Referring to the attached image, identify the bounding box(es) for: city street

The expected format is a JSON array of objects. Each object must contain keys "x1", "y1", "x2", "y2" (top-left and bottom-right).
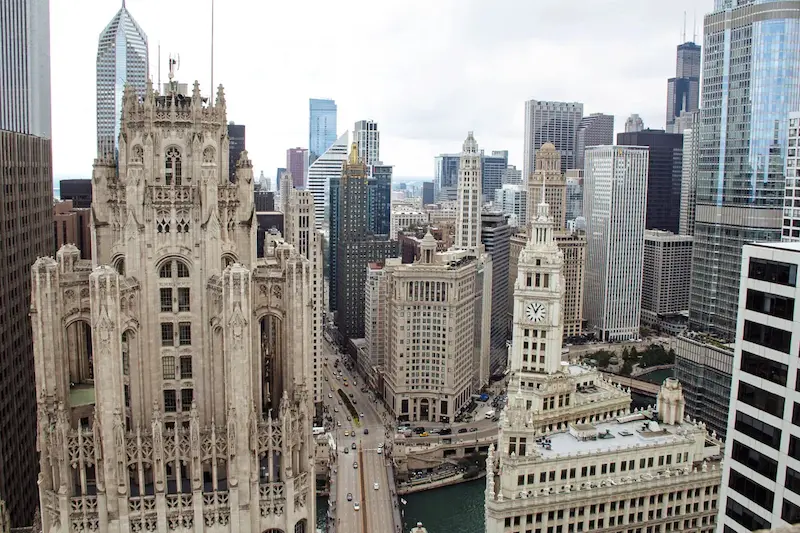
[{"x1": 322, "y1": 339, "x2": 399, "y2": 533}]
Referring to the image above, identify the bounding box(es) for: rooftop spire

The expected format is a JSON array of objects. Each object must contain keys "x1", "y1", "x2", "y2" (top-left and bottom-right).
[{"x1": 537, "y1": 178, "x2": 550, "y2": 219}]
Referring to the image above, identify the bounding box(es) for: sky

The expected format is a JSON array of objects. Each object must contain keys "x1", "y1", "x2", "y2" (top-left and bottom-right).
[{"x1": 50, "y1": 0, "x2": 712, "y2": 181}]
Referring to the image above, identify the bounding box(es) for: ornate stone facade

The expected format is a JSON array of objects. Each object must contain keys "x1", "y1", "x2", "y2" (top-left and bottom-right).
[{"x1": 31, "y1": 81, "x2": 314, "y2": 533}]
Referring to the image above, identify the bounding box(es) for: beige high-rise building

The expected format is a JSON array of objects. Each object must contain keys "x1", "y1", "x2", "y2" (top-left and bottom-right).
[
  {"x1": 381, "y1": 232, "x2": 491, "y2": 422},
  {"x1": 31, "y1": 82, "x2": 315, "y2": 533},
  {"x1": 486, "y1": 191, "x2": 722, "y2": 533},
  {"x1": 509, "y1": 230, "x2": 585, "y2": 339},
  {"x1": 455, "y1": 132, "x2": 482, "y2": 252},
  {"x1": 527, "y1": 143, "x2": 567, "y2": 230}
]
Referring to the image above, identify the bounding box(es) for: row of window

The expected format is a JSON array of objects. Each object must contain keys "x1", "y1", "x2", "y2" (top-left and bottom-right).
[
  {"x1": 160, "y1": 287, "x2": 191, "y2": 313},
  {"x1": 164, "y1": 388, "x2": 193, "y2": 413},
  {"x1": 161, "y1": 322, "x2": 192, "y2": 346}
]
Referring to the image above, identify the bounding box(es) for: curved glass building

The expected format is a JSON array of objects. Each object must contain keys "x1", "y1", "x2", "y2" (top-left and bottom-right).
[
  {"x1": 689, "y1": 0, "x2": 800, "y2": 339},
  {"x1": 96, "y1": 1, "x2": 148, "y2": 159}
]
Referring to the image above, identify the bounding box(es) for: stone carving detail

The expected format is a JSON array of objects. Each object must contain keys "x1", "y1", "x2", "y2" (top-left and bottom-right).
[
  {"x1": 113, "y1": 409, "x2": 126, "y2": 492},
  {"x1": 271, "y1": 285, "x2": 282, "y2": 300}
]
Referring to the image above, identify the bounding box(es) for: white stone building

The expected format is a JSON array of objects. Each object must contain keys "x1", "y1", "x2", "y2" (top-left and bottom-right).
[
  {"x1": 495, "y1": 184, "x2": 527, "y2": 228},
  {"x1": 30, "y1": 82, "x2": 315, "y2": 533},
  {"x1": 364, "y1": 263, "x2": 389, "y2": 389},
  {"x1": 584, "y1": 146, "x2": 649, "y2": 342},
  {"x1": 485, "y1": 191, "x2": 722, "y2": 533},
  {"x1": 390, "y1": 206, "x2": 428, "y2": 239},
  {"x1": 527, "y1": 143, "x2": 567, "y2": 231},
  {"x1": 381, "y1": 234, "x2": 490, "y2": 422},
  {"x1": 719, "y1": 241, "x2": 800, "y2": 532},
  {"x1": 455, "y1": 132, "x2": 482, "y2": 252}
]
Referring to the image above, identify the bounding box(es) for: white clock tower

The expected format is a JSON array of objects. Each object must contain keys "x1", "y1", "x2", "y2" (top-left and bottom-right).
[{"x1": 509, "y1": 182, "x2": 564, "y2": 374}]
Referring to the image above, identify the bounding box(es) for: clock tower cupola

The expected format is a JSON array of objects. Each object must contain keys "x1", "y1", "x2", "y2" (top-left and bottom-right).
[{"x1": 510, "y1": 181, "x2": 564, "y2": 374}]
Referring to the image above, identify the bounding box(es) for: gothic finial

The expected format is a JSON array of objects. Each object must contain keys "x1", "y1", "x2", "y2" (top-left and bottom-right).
[{"x1": 349, "y1": 143, "x2": 360, "y2": 165}]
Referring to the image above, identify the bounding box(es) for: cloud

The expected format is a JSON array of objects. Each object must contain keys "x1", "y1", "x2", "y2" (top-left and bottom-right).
[{"x1": 50, "y1": 0, "x2": 712, "y2": 180}]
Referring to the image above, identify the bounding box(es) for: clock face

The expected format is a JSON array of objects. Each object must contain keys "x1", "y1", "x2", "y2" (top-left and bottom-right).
[{"x1": 526, "y1": 302, "x2": 546, "y2": 323}]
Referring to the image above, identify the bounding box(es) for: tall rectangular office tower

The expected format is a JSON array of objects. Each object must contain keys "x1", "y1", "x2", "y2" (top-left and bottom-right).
[
  {"x1": 96, "y1": 2, "x2": 148, "y2": 159},
  {"x1": 583, "y1": 146, "x2": 649, "y2": 342},
  {"x1": 354, "y1": 119, "x2": 380, "y2": 168},
  {"x1": 719, "y1": 241, "x2": 800, "y2": 532},
  {"x1": 666, "y1": 41, "x2": 701, "y2": 133},
  {"x1": 308, "y1": 98, "x2": 337, "y2": 163},
  {"x1": 689, "y1": 0, "x2": 800, "y2": 340},
  {"x1": 523, "y1": 100, "x2": 583, "y2": 177},
  {"x1": 0, "y1": 0, "x2": 53, "y2": 527}
]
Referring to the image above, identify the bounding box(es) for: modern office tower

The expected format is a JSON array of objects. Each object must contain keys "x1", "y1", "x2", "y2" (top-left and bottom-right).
[
  {"x1": 527, "y1": 143, "x2": 567, "y2": 230},
  {"x1": 679, "y1": 110, "x2": 700, "y2": 235},
  {"x1": 503, "y1": 164, "x2": 523, "y2": 185},
  {"x1": 481, "y1": 212, "x2": 512, "y2": 374},
  {"x1": 673, "y1": 333, "x2": 734, "y2": 439},
  {"x1": 329, "y1": 146, "x2": 397, "y2": 339},
  {"x1": 363, "y1": 263, "x2": 389, "y2": 389},
  {"x1": 666, "y1": 41, "x2": 701, "y2": 133},
  {"x1": 286, "y1": 147, "x2": 308, "y2": 189},
  {"x1": 617, "y1": 129, "x2": 683, "y2": 234},
  {"x1": 307, "y1": 130, "x2": 348, "y2": 228},
  {"x1": 381, "y1": 235, "x2": 488, "y2": 421},
  {"x1": 482, "y1": 150, "x2": 509, "y2": 202},
  {"x1": 227, "y1": 122, "x2": 246, "y2": 182},
  {"x1": 523, "y1": 100, "x2": 583, "y2": 177},
  {"x1": 690, "y1": 0, "x2": 800, "y2": 341},
  {"x1": 486, "y1": 188, "x2": 721, "y2": 533},
  {"x1": 309, "y1": 98, "x2": 337, "y2": 162},
  {"x1": 53, "y1": 201, "x2": 92, "y2": 259},
  {"x1": 719, "y1": 241, "x2": 800, "y2": 532},
  {"x1": 624, "y1": 114, "x2": 644, "y2": 133},
  {"x1": 434, "y1": 153, "x2": 460, "y2": 202},
  {"x1": 565, "y1": 169, "x2": 583, "y2": 222},
  {"x1": 59, "y1": 178, "x2": 93, "y2": 208},
  {"x1": 368, "y1": 163, "x2": 392, "y2": 235},
  {"x1": 96, "y1": 1, "x2": 147, "y2": 159},
  {"x1": 0, "y1": 0, "x2": 53, "y2": 526},
  {"x1": 0, "y1": 0, "x2": 50, "y2": 137},
  {"x1": 30, "y1": 82, "x2": 315, "y2": 533},
  {"x1": 584, "y1": 146, "x2": 649, "y2": 341},
  {"x1": 282, "y1": 183, "x2": 324, "y2": 416},
  {"x1": 508, "y1": 228, "x2": 586, "y2": 340},
  {"x1": 421, "y1": 181, "x2": 434, "y2": 205},
  {"x1": 354, "y1": 119, "x2": 380, "y2": 168},
  {"x1": 641, "y1": 230, "x2": 693, "y2": 333},
  {"x1": 253, "y1": 183, "x2": 275, "y2": 212},
  {"x1": 783, "y1": 113, "x2": 800, "y2": 241},
  {"x1": 390, "y1": 206, "x2": 428, "y2": 239},
  {"x1": 495, "y1": 184, "x2": 527, "y2": 228},
  {"x1": 575, "y1": 113, "x2": 614, "y2": 171},
  {"x1": 455, "y1": 132, "x2": 483, "y2": 251}
]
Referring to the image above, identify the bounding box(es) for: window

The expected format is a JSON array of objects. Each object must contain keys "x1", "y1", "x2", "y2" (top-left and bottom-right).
[
  {"x1": 180, "y1": 355, "x2": 192, "y2": 379},
  {"x1": 179, "y1": 322, "x2": 191, "y2": 345},
  {"x1": 728, "y1": 468, "x2": 774, "y2": 510},
  {"x1": 746, "y1": 289, "x2": 795, "y2": 320},
  {"x1": 731, "y1": 440, "x2": 778, "y2": 481},
  {"x1": 735, "y1": 411, "x2": 781, "y2": 449},
  {"x1": 737, "y1": 381, "x2": 784, "y2": 417},
  {"x1": 164, "y1": 389, "x2": 177, "y2": 412},
  {"x1": 181, "y1": 388, "x2": 194, "y2": 411},
  {"x1": 178, "y1": 288, "x2": 190, "y2": 312},
  {"x1": 743, "y1": 320, "x2": 791, "y2": 353},
  {"x1": 726, "y1": 499, "x2": 770, "y2": 531},
  {"x1": 165, "y1": 147, "x2": 182, "y2": 185},
  {"x1": 161, "y1": 323, "x2": 174, "y2": 346},
  {"x1": 783, "y1": 498, "x2": 800, "y2": 525},
  {"x1": 177, "y1": 261, "x2": 189, "y2": 277},
  {"x1": 162, "y1": 356, "x2": 175, "y2": 380},
  {"x1": 740, "y1": 351, "x2": 788, "y2": 386},
  {"x1": 160, "y1": 288, "x2": 173, "y2": 312},
  {"x1": 160, "y1": 262, "x2": 172, "y2": 278},
  {"x1": 749, "y1": 257, "x2": 797, "y2": 286}
]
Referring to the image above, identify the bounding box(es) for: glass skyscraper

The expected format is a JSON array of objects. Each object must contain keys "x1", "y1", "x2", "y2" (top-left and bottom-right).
[
  {"x1": 309, "y1": 98, "x2": 337, "y2": 162},
  {"x1": 434, "y1": 153, "x2": 460, "y2": 202},
  {"x1": 689, "y1": 0, "x2": 800, "y2": 339},
  {"x1": 96, "y1": 2, "x2": 148, "y2": 159}
]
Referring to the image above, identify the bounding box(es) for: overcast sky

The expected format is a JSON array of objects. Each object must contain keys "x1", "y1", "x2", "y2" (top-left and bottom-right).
[{"x1": 51, "y1": 0, "x2": 711, "y2": 181}]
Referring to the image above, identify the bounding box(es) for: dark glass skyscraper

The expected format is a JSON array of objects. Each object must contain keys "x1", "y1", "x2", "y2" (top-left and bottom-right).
[
  {"x1": 689, "y1": 0, "x2": 800, "y2": 340},
  {"x1": 227, "y1": 122, "x2": 245, "y2": 182},
  {"x1": 368, "y1": 164, "x2": 392, "y2": 236},
  {"x1": 434, "y1": 153, "x2": 460, "y2": 202},
  {"x1": 617, "y1": 129, "x2": 684, "y2": 234},
  {"x1": 666, "y1": 42, "x2": 701, "y2": 133},
  {"x1": 482, "y1": 150, "x2": 508, "y2": 202}
]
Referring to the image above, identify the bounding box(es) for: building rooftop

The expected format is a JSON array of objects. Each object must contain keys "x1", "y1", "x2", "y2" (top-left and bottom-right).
[{"x1": 750, "y1": 240, "x2": 800, "y2": 252}]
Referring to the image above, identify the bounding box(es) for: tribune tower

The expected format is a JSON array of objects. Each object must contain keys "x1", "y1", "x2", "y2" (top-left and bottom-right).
[{"x1": 30, "y1": 80, "x2": 315, "y2": 533}]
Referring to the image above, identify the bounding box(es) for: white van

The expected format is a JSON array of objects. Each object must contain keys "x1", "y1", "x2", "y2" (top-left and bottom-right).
[{"x1": 484, "y1": 410, "x2": 495, "y2": 419}]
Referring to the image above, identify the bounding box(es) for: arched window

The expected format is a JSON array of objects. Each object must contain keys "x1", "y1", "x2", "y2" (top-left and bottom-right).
[
  {"x1": 121, "y1": 332, "x2": 130, "y2": 376},
  {"x1": 222, "y1": 255, "x2": 236, "y2": 270},
  {"x1": 114, "y1": 257, "x2": 125, "y2": 276},
  {"x1": 165, "y1": 147, "x2": 182, "y2": 185},
  {"x1": 294, "y1": 519, "x2": 307, "y2": 533},
  {"x1": 156, "y1": 211, "x2": 171, "y2": 234},
  {"x1": 159, "y1": 262, "x2": 172, "y2": 278},
  {"x1": 176, "y1": 211, "x2": 190, "y2": 233}
]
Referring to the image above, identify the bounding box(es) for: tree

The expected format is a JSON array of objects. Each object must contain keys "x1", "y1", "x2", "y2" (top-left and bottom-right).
[{"x1": 620, "y1": 360, "x2": 633, "y2": 376}]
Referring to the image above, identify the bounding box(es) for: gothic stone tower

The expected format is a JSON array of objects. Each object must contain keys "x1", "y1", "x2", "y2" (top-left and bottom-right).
[{"x1": 30, "y1": 81, "x2": 315, "y2": 533}]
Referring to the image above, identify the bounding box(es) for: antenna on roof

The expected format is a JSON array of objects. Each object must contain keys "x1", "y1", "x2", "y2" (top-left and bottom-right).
[
  {"x1": 682, "y1": 11, "x2": 686, "y2": 43},
  {"x1": 692, "y1": 11, "x2": 697, "y2": 42},
  {"x1": 158, "y1": 42, "x2": 161, "y2": 90},
  {"x1": 210, "y1": 0, "x2": 215, "y2": 95}
]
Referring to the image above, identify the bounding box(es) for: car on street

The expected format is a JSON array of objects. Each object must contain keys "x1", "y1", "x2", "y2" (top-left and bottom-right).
[
  {"x1": 351, "y1": 442, "x2": 356, "y2": 450},
  {"x1": 420, "y1": 432, "x2": 429, "y2": 437},
  {"x1": 353, "y1": 502, "x2": 360, "y2": 511},
  {"x1": 360, "y1": 413, "x2": 365, "y2": 418},
  {"x1": 378, "y1": 442, "x2": 384, "y2": 448},
  {"x1": 440, "y1": 428, "x2": 452, "y2": 435},
  {"x1": 334, "y1": 407, "x2": 339, "y2": 413},
  {"x1": 344, "y1": 430, "x2": 349, "y2": 436},
  {"x1": 373, "y1": 482, "x2": 380, "y2": 490},
  {"x1": 353, "y1": 462, "x2": 358, "y2": 469},
  {"x1": 469, "y1": 427, "x2": 478, "y2": 432},
  {"x1": 349, "y1": 393, "x2": 354, "y2": 398},
  {"x1": 337, "y1": 421, "x2": 342, "y2": 427},
  {"x1": 324, "y1": 376, "x2": 328, "y2": 381},
  {"x1": 377, "y1": 448, "x2": 382, "y2": 454},
  {"x1": 347, "y1": 415, "x2": 352, "y2": 421},
  {"x1": 328, "y1": 393, "x2": 333, "y2": 398},
  {"x1": 343, "y1": 447, "x2": 349, "y2": 454},
  {"x1": 457, "y1": 428, "x2": 467, "y2": 434},
  {"x1": 347, "y1": 493, "x2": 352, "y2": 501},
  {"x1": 338, "y1": 400, "x2": 343, "y2": 406},
  {"x1": 364, "y1": 428, "x2": 369, "y2": 435}
]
